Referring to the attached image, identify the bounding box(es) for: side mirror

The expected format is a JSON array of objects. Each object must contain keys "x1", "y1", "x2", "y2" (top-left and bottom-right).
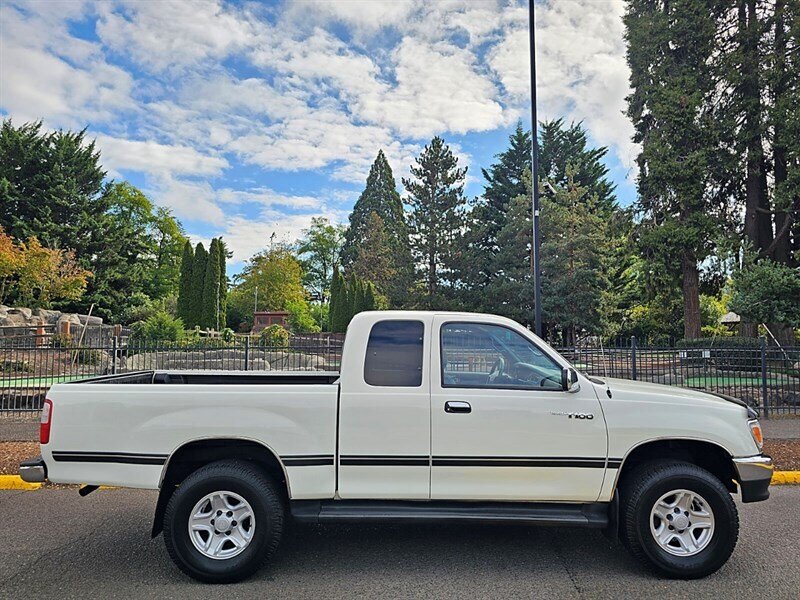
[{"x1": 561, "y1": 367, "x2": 580, "y2": 392}]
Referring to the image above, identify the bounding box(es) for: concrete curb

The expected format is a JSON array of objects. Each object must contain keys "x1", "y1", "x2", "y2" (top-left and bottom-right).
[
  {"x1": 772, "y1": 471, "x2": 800, "y2": 485},
  {"x1": 0, "y1": 475, "x2": 42, "y2": 490}
]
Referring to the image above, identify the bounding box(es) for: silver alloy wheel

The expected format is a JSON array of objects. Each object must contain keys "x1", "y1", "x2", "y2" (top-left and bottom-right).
[
  {"x1": 649, "y1": 489, "x2": 715, "y2": 557},
  {"x1": 188, "y1": 491, "x2": 256, "y2": 560}
]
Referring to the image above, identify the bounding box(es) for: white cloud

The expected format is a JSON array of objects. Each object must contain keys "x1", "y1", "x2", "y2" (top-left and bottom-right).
[
  {"x1": 96, "y1": 135, "x2": 228, "y2": 178},
  {"x1": 95, "y1": 0, "x2": 256, "y2": 72},
  {"x1": 489, "y1": 0, "x2": 637, "y2": 170},
  {"x1": 217, "y1": 188, "x2": 322, "y2": 210},
  {"x1": 202, "y1": 209, "x2": 349, "y2": 265},
  {"x1": 149, "y1": 177, "x2": 227, "y2": 223},
  {"x1": 0, "y1": 2, "x2": 134, "y2": 128}
]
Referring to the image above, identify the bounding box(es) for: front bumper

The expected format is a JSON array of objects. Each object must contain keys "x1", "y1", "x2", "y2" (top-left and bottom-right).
[
  {"x1": 19, "y1": 455, "x2": 47, "y2": 483},
  {"x1": 734, "y1": 454, "x2": 773, "y2": 503}
]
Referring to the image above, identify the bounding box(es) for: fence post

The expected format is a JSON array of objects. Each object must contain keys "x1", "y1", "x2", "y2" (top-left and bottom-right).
[
  {"x1": 630, "y1": 336, "x2": 638, "y2": 381},
  {"x1": 244, "y1": 336, "x2": 250, "y2": 372},
  {"x1": 760, "y1": 336, "x2": 769, "y2": 418},
  {"x1": 111, "y1": 336, "x2": 118, "y2": 375}
]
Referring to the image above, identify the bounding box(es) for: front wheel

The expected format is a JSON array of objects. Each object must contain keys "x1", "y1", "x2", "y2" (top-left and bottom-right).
[
  {"x1": 621, "y1": 460, "x2": 739, "y2": 579},
  {"x1": 163, "y1": 459, "x2": 284, "y2": 583}
]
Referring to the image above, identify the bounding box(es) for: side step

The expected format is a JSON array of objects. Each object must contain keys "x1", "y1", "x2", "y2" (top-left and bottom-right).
[{"x1": 290, "y1": 500, "x2": 609, "y2": 528}]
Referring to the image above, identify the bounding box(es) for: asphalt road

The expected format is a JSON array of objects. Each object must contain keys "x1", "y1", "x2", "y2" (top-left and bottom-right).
[{"x1": 1, "y1": 487, "x2": 798, "y2": 599}]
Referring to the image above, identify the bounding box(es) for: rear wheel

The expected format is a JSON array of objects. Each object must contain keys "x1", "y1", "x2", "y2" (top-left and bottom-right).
[
  {"x1": 163, "y1": 459, "x2": 284, "y2": 583},
  {"x1": 620, "y1": 460, "x2": 738, "y2": 579}
]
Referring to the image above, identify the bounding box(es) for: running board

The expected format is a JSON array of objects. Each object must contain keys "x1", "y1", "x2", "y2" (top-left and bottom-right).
[{"x1": 290, "y1": 500, "x2": 609, "y2": 528}]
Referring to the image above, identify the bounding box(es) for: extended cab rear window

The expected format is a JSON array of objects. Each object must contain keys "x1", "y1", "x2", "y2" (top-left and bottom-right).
[{"x1": 364, "y1": 320, "x2": 424, "y2": 387}]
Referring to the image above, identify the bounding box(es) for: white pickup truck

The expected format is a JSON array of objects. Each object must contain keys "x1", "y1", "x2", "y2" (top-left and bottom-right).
[{"x1": 20, "y1": 311, "x2": 772, "y2": 583}]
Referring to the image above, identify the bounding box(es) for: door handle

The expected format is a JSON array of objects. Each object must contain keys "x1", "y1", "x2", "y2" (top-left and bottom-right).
[{"x1": 445, "y1": 401, "x2": 471, "y2": 414}]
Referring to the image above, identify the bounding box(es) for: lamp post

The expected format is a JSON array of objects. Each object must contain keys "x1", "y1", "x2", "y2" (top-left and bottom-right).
[{"x1": 528, "y1": 0, "x2": 543, "y2": 338}]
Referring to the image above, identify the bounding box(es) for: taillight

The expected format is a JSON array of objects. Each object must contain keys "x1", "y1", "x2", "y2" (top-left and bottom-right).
[{"x1": 40, "y1": 399, "x2": 53, "y2": 444}]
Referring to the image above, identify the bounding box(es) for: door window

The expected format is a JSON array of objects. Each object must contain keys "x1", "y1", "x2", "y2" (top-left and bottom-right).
[
  {"x1": 441, "y1": 322, "x2": 563, "y2": 390},
  {"x1": 364, "y1": 320, "x2": 424, "y2": 387}
]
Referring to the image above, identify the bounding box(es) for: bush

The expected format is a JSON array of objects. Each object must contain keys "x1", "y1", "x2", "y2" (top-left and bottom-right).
[
  {"x1": 221, "y1": 327, "x2": 235, "y2": 342},
  {"x1": 130, "y1": 312, "x2": 184, "y2": 342},
  {"x1": 676, "y1": 337, "x2": 760, "y2": 349},
  {"x1": 74, "y1": 348, "x2": 104, "y2": 366},
  {"x1": 259, "y1": 324, "x2": 289, "y2": 347},
  {"x1": 286, "y1": 299, "x2": 321, "y2": 333}
]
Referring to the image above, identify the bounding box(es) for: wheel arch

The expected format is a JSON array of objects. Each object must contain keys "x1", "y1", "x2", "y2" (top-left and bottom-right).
[
  {"x1": 613, "y1": 437, "x2": 738, "y2": 497},
  {"x1": 151, "y1": 437, "x2": 289, "y2": 538}
]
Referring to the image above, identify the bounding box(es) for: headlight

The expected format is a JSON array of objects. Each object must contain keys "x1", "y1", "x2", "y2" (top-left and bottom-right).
[{"x1": 748, "y1": 419, "x2": 764, "y2": 451}]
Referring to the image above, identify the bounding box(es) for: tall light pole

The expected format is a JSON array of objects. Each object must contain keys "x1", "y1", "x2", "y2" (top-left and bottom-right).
[{"x1": 528, "y1": 0, "x2": 543, "y2": 338}]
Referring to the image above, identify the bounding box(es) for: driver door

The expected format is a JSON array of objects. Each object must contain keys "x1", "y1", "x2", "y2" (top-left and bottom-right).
[{"x1": 430, "y1": 316, "x2": 608, "y2": 502}]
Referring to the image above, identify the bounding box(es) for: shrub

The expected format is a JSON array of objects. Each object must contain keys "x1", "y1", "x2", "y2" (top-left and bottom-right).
[
  {"x1": 221, "y1": 327, "x2": 235, "y2": 342},
  {"x1": 74, "y1": 348, "x2": 104, "y2": 366},
  {"x1": 286, "y1": 299, "x2": 321, "y2": 333},
  {"x1": 259, "y1": 324, "x2": 289, "y2": 347},
  {"x1": 130, "y1": 312, "x2": 184, "y2": 342}
]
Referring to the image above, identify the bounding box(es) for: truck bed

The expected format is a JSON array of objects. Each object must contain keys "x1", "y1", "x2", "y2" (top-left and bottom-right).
[{"x1": 43, "y1": 370, "x2": 340, "y2": 495}]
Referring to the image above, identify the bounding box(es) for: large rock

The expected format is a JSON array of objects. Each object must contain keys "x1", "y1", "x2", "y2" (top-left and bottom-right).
[
  {"x1": 56, "y1": 313, "x2": 82, "y2": 331},
  {"x1": 8, "y1": 307, "x2": 32, "y2": 320},
  {"x1": 32, "y1": 308, "x2": 63, "y2": 324}
]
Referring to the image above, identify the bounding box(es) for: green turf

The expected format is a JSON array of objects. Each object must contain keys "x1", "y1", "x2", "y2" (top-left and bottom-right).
[
  {"x1": 0, "y1": 374, "x2": 92, "y2": 388},
  {"x1": 684, "y1": 375, "x2": 784, "y2": 387}
]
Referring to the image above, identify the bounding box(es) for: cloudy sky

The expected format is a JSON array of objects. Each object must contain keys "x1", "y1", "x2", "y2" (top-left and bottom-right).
[{"x1": 0, "y1": 0, "x2": 636, "y2": 273}]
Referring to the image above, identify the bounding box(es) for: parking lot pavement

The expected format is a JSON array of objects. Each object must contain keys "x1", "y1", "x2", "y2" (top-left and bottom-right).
[{"x1": 2, "y1": 487, "x2": 799, "y2": 599}]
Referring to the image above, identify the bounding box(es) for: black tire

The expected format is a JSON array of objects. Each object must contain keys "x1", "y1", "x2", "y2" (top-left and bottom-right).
[
  {"x1": 620, "y1": 460, "x2": 739, "y2": 579},
  {"x1": 163, "y1": 459, "x2": 284, "y2": 583}
]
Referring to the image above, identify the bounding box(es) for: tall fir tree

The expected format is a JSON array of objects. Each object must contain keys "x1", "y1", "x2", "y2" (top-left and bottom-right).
[
  {"x1": 341, "y1": 150, "x2": 413, "y2": 305},
  {"x1": 460, "y1": 124, "x2": 531, "y2": 309},
  {"x1": 217, "y1": 238, "x2": 228, "y2": 330},
  {"x1": 403, "y1": 137, "x2": 467, "y2": 309},
  {"x1": 625, "y1": 0, "x2": 730, "y2": 339},
  {"x1": 201, "y1": 238, "x2": 221, "y2": 329},
  {"x1": 188, "y1": 242, "x2": 208, "y2": 328},
  {"x1": 176, "y1": 240, "x2": 194, "y2": 323},
  {"x1": 350, "y1": 211, "x2": 395, "y2": 296},
  {"x1": 329, "y1": 266, "x2": 342, "y2": 333}
]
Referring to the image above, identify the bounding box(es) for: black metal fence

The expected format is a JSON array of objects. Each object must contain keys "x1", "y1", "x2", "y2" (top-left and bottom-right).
[
  {"x1": 554, "y1": 339, "x2": 800, "y2": 417},
  {"x1": 1, "y1": 333, "x2": 797, "y2": 417},
  {"x1": 0, "y1": 335, "x2": 344, "y2": 414}
]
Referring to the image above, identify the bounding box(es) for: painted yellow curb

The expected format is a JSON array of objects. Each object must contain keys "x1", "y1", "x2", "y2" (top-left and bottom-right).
[
  {"x1": 0, "y1": 475, "x2": 42, "y2": 490},
  {"x1": 772, "y1": 471, "x2": 800, "y2": 485}
]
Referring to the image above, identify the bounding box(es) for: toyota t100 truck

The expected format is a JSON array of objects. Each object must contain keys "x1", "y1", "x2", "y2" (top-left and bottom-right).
[{"x1": 20, "y1": 311, "x2": 772, "y2": 583}]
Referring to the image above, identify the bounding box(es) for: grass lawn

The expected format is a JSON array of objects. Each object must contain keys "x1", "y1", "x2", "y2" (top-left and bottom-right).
[
  {"x1": 0, "y1": 374, "x2": 91, "y2": 388},
  {"x1": 684, "y1": 375, "x2": 786, "y2": 387}
]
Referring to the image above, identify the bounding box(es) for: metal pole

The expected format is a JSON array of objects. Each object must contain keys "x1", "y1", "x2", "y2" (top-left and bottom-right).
[
  {"x1": 631, "y1": 336, "x2": 638, "y2": 381},
  {"x1": 528, "y1": 0, "x2": 542, "y2": 338}
]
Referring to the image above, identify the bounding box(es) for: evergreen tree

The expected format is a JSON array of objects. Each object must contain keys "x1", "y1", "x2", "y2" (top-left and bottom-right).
[
  {"x1": 217, "y1": 238, "x2": 228, "y2": 330},
  {"x1": 364, "y1": 282, "x2": 377, "y2": 311},
  {"x1": 341, "y1": 150, "x2": 413, "y2": 305},
  {"x1": 403, "y1": 137, "x2": 468, "y2": 309},
  {"x1": 625, "y1": 0, "x2": 730, "y2": 339},
  {"x1": 188, "y1": 242, "x2": 208, "y2": 328},
  {"x1": 176, "y1": 240, "x2": 194, "y2": 323},
  {"x1": 538, "y1": 119, "x2": 616, "y2": 215},
  {"x1": 351, "y1": 211, "x2": 395, "y2": 296},
  {"x1": 329, "y1": 266, "x2": 342, "y2": 332},
  {"x1": 201, "y1": 238, "x2": 221, "y2": 329}
]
